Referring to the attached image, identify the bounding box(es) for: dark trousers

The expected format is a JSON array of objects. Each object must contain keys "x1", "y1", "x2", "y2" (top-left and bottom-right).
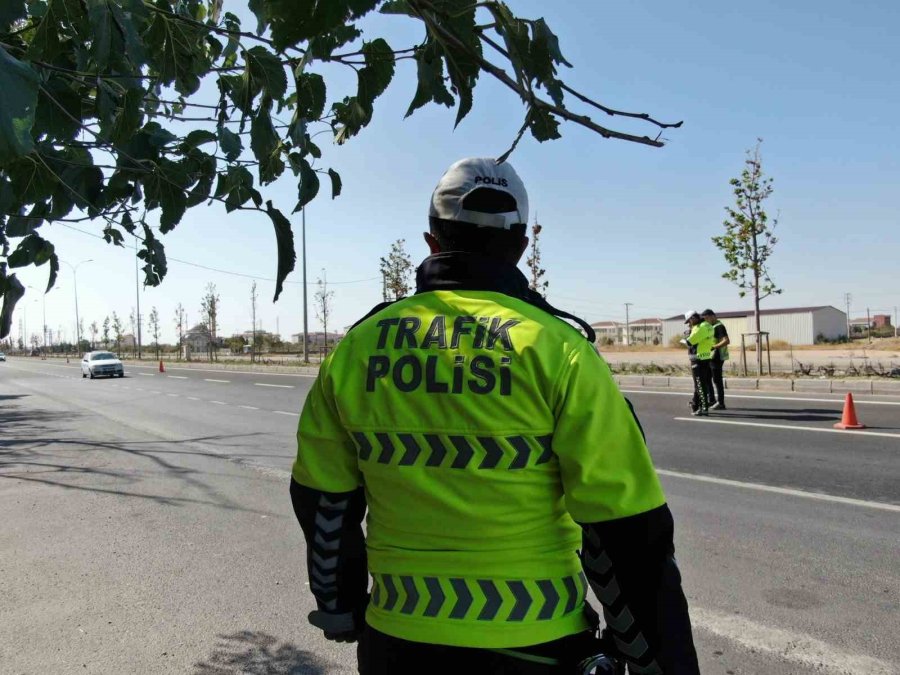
[
  {"x1": 710, "y1": 358, "x2": 725, "y2": 405},
  {"x1": 358, "y1": 625, "x2": 602, "y2": 675},
  {"x1": 691, "y1": 360, "x2": 713, "y2": 411}
]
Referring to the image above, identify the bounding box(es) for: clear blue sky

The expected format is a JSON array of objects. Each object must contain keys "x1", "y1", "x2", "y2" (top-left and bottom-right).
[{"x1": 11, "y1": 0, "x2": 900, "y2": 345}]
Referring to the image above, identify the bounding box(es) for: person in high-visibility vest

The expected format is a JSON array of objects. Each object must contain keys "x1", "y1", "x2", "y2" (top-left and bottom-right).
[
  {"x1": 701, "y1": 309, "x2": 730, "y2": 410},
  {"x1": 290, "y1": 158, "x2": 699, "y2": 674},
  {"x1": 682, "y1": 311, "x2": 715, "y2": 416}
]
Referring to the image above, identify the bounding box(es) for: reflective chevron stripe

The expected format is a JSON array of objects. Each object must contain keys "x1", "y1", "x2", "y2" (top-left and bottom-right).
[
  {"x1": 309, "y1": 494, "x2": 348, "y2": 612},
  {"x1": 352, "y1": 432, "x2": 556, "y2": 470},
  {"x1": 369, "y1": 573, "x2": 585, "y2": 623},
  {"x1": 582, "y1": 525, "x2": 662, "y2": 673}
]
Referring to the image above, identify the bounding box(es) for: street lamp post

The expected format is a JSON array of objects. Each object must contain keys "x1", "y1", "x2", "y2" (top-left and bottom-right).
[
  {"x1": 26, "y1": 284, "x2": 61, "y2": 356},
  {"x1": 61, "y1": 259, "x2": 92, "y2": 353}
]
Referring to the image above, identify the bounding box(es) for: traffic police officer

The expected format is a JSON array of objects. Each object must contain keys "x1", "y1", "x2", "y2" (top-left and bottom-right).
[
  {"x1": 290, "y1": 158, "x2": 700, "y2": 674},
  {"x1": 701, "y1": 309, "x2": 730, "y2": 410},
  {"x1": 683, "y1": 312, "x2": 715, "y2": 416}
]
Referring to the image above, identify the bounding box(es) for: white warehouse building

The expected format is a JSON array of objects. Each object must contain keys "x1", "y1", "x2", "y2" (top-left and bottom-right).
[{"x1": 661, "y1": 306, "x2": 847, "y2": 346}]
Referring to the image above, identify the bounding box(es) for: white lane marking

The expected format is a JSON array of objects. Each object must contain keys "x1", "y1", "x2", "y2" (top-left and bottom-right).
[
  {"x1": 621, "y1": 389, "x2": 900, "y2": 406},
  {"x1": 209, "y1": 400, "x2": 227, "y2": 405},
  {"x1": 167, "y1": 375, "x2": 188, "y2": 380},
  {"x1": 205, "y1": 378, "x2": 230, "y2": 383},
  {"x1": 657, "y1": 469, "x2": 900, "y2": 513},
  {"x1": 138, "y1": 373, "x2": 154, "y2": 377},
  {"x1": 167, "y1": 393, "x2": 180, "y2": 398},
  {"x1": 691, "y1": 606, "x2": 895, "y2": 675},
  {"x1": 239, "y1": 405, "x2": 260, "y2": 410},
  {"x1": 273, "y1": 410, "x2": 298, "y2": 416},
  {"x1": 112, "y1": 363, "x2": 316, "y2": 378},
  {"x1": 674, "y1": 416, "x2": 900, "y2": 440},
  {"x1": 254, "y1": 383, "x2": 295, "y2": 389},
  {"x1": 186, "y1": 396, "x2": 200, "y2": 401}
]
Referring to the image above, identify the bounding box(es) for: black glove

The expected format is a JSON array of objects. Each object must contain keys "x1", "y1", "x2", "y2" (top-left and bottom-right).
[{"x1": 308, "y1": 610, "x2": 361, "y2": 643}]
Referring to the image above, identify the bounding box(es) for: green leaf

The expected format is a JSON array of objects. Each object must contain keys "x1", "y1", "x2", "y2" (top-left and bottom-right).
[
  {"x1": 103, "y1": 225, "x2": 125, "y2": 246},
  {"x1": 8, "y1": 233, "x2": 55, "y2": 268},
  {"x1": 359, "y1": 38, "x2": 395, "y2": 106},
  {"x1": 327, "y1": 168, "x2": 341, "y2": 199},
  {"x1": 0, "y1": 1, "x2": 27, "y2": 30},
  {"x1": 266, "y1": 0, "x2": 348, "y2": 52},
  {"x1": 528, "y1": 107, "x2": 561, "y2": 142},
  {"x1": 6, "y1": 203, "x2": 47, "y2": 237},
  {"x1": 294, "y1": 71, "x2": 326, "y2": 122},
  {"x1": 265, "y1": 200, "x2": 295, "y2": 302},
  {"x1": 59, "y1": 163, "x2": 104, "y2": 211},
  {"x1": 406, "y1": 44, "x2": 454, "y2": 118},
  {"x1": 46, "y1": 252, "x2": 59, "y2": 291},
  {"x1": 245, "y1": 46, "x2": 288, "y2": 101},
  {"x1": 0, "y1": 271, "x2": 25, "y2": 340},
  {"x1": 218, "y1": 126, "x2": 242, "y2": 161},
  {"x1": 532, "y1": 18, "x2": 572, "y2": 68},
  {"x1": 247, "y1": 0, "x2": 267, "y2": 34},
  {"x1": 181, "y1": 129, "x2": 217, "y2": 150},
  {"x1": 185, "y1": 155, "x2": 217, "y2": 208},
  {"x1": 250, "y1": 104, "x2": 284, "y2": 184},
  {"x1": 33, "y1": 76, "x2": 82, "y2": 142},
  {"x1": 137, "y1": 223, "x2": 167, "y2": 286},
  {"x1": 0, "y1": 47, "x2": 39, "y2": 163},
  {"x1": 292, "y1": 156, "x2": 319, "y2": 212},
  {"x1": 380, "y1": 0, "x2": 413, "y2": 16}
]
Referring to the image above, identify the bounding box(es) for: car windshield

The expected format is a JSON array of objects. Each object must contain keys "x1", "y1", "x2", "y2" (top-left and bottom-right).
[{"x1": 90, "y1": 352, "x2": 117, "y2": 361}]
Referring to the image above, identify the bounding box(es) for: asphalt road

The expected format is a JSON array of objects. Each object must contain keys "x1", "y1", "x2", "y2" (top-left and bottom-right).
[{"x1": 1, "y1": 357, "x2": 898, "y2": 674}]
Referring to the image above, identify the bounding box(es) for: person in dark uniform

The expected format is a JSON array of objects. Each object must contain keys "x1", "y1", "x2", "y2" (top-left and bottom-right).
[
  {"x1": 681, "y1": 311, "x2": 714, "y2": 416},
  {"x1": 702, "y1": 309, "x2": 730, "y2": 410}
]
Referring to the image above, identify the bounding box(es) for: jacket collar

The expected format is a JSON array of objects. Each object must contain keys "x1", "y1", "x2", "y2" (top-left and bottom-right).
[{"x1": 415, "y1": 252, "x2": 531, "y2": 298}]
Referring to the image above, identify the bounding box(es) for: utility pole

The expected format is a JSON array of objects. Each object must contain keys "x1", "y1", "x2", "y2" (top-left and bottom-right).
[
  {"x1": 302, "y1": 205, "x2": 309, "y2": 363},
  {"x1": 134, "y1": 238, "x2": 142, "y2": 359},
  {"x1": 867, "y1": 307, "x2": 871, "y2": 343},
  {"x1": 894, "y1": 306, "x2": 898, "y2": 339},
  {"x1": 624, "y1": 303, "x2": 632, "y2": 346},
  {"x1": 844, "y1": 292, "x2": 852, "y2": 340}
]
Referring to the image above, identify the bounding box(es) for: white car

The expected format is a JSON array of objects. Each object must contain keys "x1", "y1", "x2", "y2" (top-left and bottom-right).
[
  {"x1": 81, "y1": 351, "x2": 125, "y2": 379},
  {"x1": 0, "y1": 352, "x2": 6, "y2": 362}
]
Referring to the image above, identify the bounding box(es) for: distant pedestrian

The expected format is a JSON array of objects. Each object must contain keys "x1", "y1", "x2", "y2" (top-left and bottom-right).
[
  {"x1": 702, "y1": 309, "x2": 730, "y2": 410},
  {"x1": 681, "y1": 311, "x2": 714, "y2": 416}
]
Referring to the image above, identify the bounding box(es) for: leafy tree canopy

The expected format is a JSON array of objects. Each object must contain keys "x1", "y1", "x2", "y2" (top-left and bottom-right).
[{"x1": 0, "y1": 0, "x2": 681, "y2": 337}]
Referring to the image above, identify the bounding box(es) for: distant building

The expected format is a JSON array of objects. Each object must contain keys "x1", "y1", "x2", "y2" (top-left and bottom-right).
[
  {"x1": 591, "y1": 318, "x2": 662, "y2": 345},
  {"x1": 290, "y1": 331, "x2": 342, "y2": 346},
  {"x1": 662, "y1": 306, "x2": 847, "y2": 346},
  {"x1": 850, "y1": 314, "x2": 892, "y2": 332},
  {"x1": 184, "y1": 324, "x2": 212, "y2": 352}
]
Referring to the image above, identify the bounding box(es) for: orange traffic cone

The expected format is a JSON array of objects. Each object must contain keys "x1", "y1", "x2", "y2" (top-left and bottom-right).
[
  {"x1": 834, "y1": 393, "x2": 865, "y2": 430},
  {"x1": 159, "y1": 360, "x2": 165, "y2": 373}
]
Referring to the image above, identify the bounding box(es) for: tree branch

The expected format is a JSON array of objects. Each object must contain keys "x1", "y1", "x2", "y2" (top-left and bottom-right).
[{"x1": 410, "y1": 2, "x2": 669, "y2": 147}]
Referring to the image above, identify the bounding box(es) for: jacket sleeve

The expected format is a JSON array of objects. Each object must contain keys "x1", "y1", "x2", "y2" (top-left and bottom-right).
[
  {"x1": 552, "y1": 343, "x2": 700, "y2": 674},
  {"x1": 685, "y1": 325, "x2": 702, "y2": 346},
  {"x1": 291, "y1": 358, "x2": 368, "y2": 624}
]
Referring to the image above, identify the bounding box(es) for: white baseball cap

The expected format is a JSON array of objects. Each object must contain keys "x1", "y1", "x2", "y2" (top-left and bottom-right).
[
  {"x1": 429, "y1": 157, "x2": 529, "y2": 230},
  {"x1": 684, "y1": 310, "x2": 700, "y2": 323}
]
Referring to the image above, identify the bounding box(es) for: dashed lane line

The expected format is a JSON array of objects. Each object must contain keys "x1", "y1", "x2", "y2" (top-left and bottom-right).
[
  {"x1": 254, "y1": 383, "x2": 295, "y2": 389},
  {"x1": 273, "y1": 410, "x2": 297, "y2": 416},
  {"x1": 205, "y1": 378, "x2": 230, "y2": 383}
]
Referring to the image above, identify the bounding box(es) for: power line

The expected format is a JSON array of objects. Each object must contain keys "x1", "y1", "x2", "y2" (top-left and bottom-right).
[{"x1": 56, "y1": 222, "x2": 379, "y2": 286}]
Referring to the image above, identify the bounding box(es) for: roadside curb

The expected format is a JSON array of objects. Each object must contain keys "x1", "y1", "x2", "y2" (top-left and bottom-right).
[{"x1": 613, "y1": 374, "x2": 900, "y2": 394}]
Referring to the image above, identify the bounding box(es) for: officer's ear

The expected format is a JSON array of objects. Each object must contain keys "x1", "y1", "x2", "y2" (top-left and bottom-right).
[
  {"x1": 424, "y1": 231, "x2": 441, "y2": 255},
  {"x1": 511, "y1": 235, "x2": 529, "y2": 264}
]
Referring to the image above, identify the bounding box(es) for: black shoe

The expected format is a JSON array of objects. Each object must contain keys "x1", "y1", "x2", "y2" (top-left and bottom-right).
[
  {"x1": 691, "y1": 409, "x2": 703, "y2": 416},
  {"x1": 711, "y1": 402, "x2": 726, "y2": 410},
  {"x1": 688, "y1": 401, "x2": 698, "y2": 412},
  {"x1": 699, "y1": 409, "x2": 709, "y2": 416},
  {"x1": 708, "y1": 399, "x2": 717, "y2": 407}
]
